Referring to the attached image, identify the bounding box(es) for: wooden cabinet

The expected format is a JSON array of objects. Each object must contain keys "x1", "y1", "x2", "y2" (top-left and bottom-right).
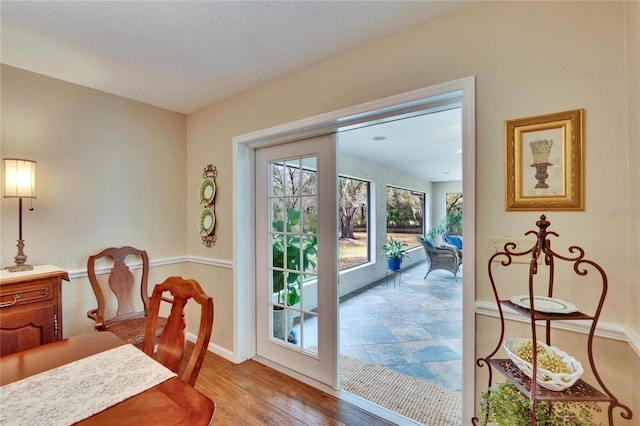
[{"x1": 0, "y1": 265, "x2": 69, "y2": 356}]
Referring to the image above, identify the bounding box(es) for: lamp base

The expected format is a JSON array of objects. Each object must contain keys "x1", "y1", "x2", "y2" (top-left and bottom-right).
[
  {"x1": 7, "y1": 238, "x2": 33, "y2": 272},
  {"x1": 6, "y1": 264, "x2": 34, "y2": 273}
]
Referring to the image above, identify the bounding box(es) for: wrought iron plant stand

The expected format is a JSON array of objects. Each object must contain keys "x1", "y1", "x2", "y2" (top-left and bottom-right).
[{"x1": 472, "y1": 215, "x2": 632, "y2": 426}]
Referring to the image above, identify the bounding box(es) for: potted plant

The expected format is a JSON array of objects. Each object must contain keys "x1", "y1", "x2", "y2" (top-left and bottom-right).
[
  {"x1": 272, "y1": 208, "x2": 317, "y2": 342},
  {"x1": 383, "y1": 237, "x2": 409, "y2": 270},
  {"x1": 477, "y1": 382, "x2": 602, "y2": 426}
]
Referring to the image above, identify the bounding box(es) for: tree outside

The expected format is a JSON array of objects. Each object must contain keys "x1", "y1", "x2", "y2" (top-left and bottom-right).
[
  {"x1": 274, "y1": 169, "x2": 435, "y2": 271},
  {"x1": 338, "y1": 177, "x2": 369, "y2": 269},
  {"x1": 386, "y1": 186, "x2": 424, "y2": 250},
  {"x1": 339, "y1": 177, "x2": 367, "y2": 239},
  {"x1": 445, "y1": 192, "x2": 463, "y2": 235}
]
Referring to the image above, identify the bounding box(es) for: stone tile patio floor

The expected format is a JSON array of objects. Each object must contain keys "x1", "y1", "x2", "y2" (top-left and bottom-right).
[
  {"x1": 339, "y1": 264, "x2": 463, "y2": 392},
  {"x1": 295, "y1": 262, "x2": 463, "y2": 392}
]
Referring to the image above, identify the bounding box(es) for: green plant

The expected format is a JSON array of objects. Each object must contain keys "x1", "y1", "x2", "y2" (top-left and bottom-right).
[
  {"x1": 427, "y1": 209, "x2": 463, "y2": 242},
  {"x1": 478, "y1": 382, "x2": 602, "y2": 426},
  {"x1": 426, "y1": 220, "x2": 446, "y2": 241},
  {"x1": 383, "y1": 237, "x2": 410, "y2": 261},
  {"x1": 272, "y1": 208, "x2": 317, "y2": 306},
  {"x1": 445, "y1": 209, "x2": 463, "y2": 234}
]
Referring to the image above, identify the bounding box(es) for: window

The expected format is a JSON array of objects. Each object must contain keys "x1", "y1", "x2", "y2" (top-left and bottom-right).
[
  {"x1": 386, "y1": 186, "x2": 424, "y2": 249},
  {"x1": 445, "y1": 192, "x2": 463, "y2": 235},
  {"x1": 338, "y1": 176, "x2": 370, "y2": 270}
]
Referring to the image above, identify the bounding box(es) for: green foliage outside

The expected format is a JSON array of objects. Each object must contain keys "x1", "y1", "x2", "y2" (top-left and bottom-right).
[
  {"x1": 445, "y1": 192, "x2": 463, "y2": 234},
  {"x1": 385, "y1": 187, "x2": 424, "y2": 229},
  {"x1": 272, "y1": 208, "x2": 317, "y2": 306}
]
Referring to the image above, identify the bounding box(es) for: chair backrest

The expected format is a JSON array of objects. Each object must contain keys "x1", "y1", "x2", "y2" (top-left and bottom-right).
[
  {"x1": 142, "y1": 276, "x2": 214, "y2": 386},
  {"x1": 416, "y1": 235, "x2": 435, "y2": 253},
  {"x1": 443, "y1": 234, "x2": 463, "y2": 250},
  {"x1": 87, "y1": 246, "x2": 150, "y2": 328}
]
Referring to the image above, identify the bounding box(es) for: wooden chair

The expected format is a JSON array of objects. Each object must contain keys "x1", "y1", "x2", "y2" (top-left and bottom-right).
[
  {"x1": 142, "y1": 276, "x2": 214, "y2": 386},
  {"x1": 87, "y1": 246, "x2": 167, "y2": 347},
  {"x1": 416, "y1": 236, "x2": 461, "y2": 280}
]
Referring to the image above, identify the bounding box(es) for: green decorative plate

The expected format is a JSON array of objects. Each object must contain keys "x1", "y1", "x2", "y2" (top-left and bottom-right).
[
  {"x1": 199, "y1": 178, "x2": 216, "y2": 206},
  {"x1": 199, "y1": 208, "x2": 215, "y2": 236}
]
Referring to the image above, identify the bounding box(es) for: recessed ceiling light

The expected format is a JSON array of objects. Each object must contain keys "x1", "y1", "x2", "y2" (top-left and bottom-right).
[
  {"x1": 456, "y1": 149, "x2": 462, "y2": 154},
  {"x1": 373, "y1": 136, "x2": 386, "y2": 141}
]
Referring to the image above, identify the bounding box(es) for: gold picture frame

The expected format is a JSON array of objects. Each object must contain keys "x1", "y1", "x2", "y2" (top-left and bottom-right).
[{"x1": 505, "y1": 109, "x2": 584, "y2": 211}]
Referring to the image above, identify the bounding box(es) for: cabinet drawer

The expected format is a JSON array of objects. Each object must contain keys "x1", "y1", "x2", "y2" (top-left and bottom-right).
[{"x1": 0, "y1": 281, "x2": 54, "y2": 308}]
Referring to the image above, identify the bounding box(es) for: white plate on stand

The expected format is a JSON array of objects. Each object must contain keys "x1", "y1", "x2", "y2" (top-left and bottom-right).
[{"x1": 510, "y1": 295, "x2": 577, "y2": 313}]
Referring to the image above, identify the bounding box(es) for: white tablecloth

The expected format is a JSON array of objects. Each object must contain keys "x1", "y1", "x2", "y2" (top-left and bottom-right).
[{"x1": 0, "y1": 344, "x2": 177, "y2": 426}]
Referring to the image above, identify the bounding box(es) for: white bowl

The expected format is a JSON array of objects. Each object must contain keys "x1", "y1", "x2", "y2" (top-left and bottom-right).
[{"x1": 504, "y1": 337, "x2": 583, "y2": 391}]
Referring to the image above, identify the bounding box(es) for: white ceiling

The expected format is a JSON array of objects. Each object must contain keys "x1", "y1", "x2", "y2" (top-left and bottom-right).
[
  {"x1": 1, "y1": 0, "x2": 465, "y2": 181},
  {"x1": 339, "y1": 107, "x2": 462, "y2": 182}
]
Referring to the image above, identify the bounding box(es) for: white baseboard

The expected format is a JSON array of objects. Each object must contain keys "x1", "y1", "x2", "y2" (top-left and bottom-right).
[{"x1": 186, "y1": 332, "x2": 235, "y2": 362}]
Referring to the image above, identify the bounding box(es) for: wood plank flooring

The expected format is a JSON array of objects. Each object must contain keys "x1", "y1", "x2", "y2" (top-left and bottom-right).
[{"x1": 185, "y1": 345, "x2": 395, "y2": 425}]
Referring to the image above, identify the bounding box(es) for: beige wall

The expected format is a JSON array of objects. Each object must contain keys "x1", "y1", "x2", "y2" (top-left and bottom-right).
[
  {"x1": 187, "y1": 0, "x2": 639, "y2": 419},
  {"x1": 1, "y1": 0, "x2": 637, "y2": 420},
  {"x1": 0, "y1": 65, "x2": 189, "y2": 337},
  {"x1": 625, "y1": 0, "x2": 640, "y2": 414}
]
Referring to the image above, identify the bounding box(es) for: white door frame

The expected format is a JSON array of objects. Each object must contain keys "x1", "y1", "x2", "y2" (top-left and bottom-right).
[{"x1": 233, "y1": 76, "x2": 476, "y2": 423}]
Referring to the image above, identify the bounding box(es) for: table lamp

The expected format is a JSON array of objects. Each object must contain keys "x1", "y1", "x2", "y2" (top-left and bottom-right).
[{"x1": 3, "y1": 158, "x2": 37, "y2": 272}]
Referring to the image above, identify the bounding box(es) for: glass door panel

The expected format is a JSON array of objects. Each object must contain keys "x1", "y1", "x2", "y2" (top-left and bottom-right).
[{"x1": 255, "y1": 134, "x2": 337, "y2": 387}]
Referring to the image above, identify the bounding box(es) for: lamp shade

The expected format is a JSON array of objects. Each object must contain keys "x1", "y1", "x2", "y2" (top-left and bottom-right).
[{"x1": 3, "y1": 158, "x2": 36, "y2": 198}]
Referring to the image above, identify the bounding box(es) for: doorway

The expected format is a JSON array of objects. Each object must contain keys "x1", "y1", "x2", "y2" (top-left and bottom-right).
[
  {"x1": 234, "y1": 77, "x2": 476, "y2": 423},
  {"x1": 336, "y1": 107, "x2": 463, "y2": 378}
]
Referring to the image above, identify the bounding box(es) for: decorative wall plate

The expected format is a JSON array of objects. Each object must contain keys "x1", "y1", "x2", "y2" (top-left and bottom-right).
[
  {"x1": 200, "y1": 164, "x2": 218, "y2": 247},
  {"x1": 510, "y1": 295, "x2": 577, "y2": 313},
  {"x1": 199, "y1": 178, "x2": 216, "y2": 206},
  {"x1": 199, "y1": 208, "x2": 215, "y2": 236}
]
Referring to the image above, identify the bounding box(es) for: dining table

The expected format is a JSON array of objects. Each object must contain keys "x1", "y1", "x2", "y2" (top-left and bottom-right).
[{"x1": 0, "y1": 331, "x2": 215, "y2": 425}]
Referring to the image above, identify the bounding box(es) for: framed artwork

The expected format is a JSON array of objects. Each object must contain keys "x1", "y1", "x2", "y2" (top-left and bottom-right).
[{"x1": 505, "y1": 109, "x2": 584, "y2": 211}]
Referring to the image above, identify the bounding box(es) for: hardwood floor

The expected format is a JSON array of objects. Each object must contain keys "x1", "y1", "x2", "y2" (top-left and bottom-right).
[{"x1": 184, "y1": 344, "x2": 395, "y2": 425}]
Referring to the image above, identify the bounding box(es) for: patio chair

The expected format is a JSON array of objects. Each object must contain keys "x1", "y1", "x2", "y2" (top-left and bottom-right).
[
  {"x1": 442, "y1": 233, "x2": 463, "y2": 261},
  {"x1": 416, "y1": 235, "x2": 461, "y2": 280}
]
